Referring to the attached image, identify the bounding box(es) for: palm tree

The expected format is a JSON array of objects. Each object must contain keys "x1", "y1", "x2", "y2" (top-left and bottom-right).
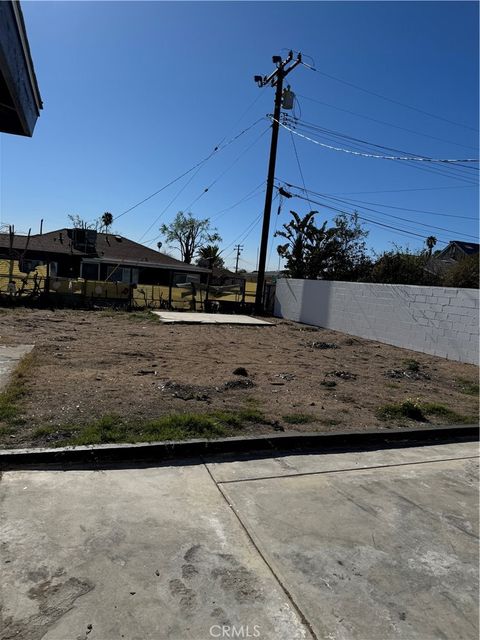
[
  {"x1": 426, "y1": 235, "x2": 437, "y2": 257},
  {"x1": 101, "y1": 212, "x2": 113, "y2": 234},
  {"x1": 197, "y1": 244, "x2": 225, "y2": 269}
]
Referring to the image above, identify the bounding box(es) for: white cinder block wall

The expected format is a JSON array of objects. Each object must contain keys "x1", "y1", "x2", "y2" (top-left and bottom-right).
[{"x1": 274, "y1": 279, "x2": 479, "y2": 365}]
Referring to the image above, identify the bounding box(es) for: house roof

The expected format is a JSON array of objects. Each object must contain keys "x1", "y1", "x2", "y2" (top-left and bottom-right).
[
  {"x1": 425, "y1": 240, "x2": 479, "y2": 276},
  {"x1": 0, "y1": 1, "x2": 43, "y2": 136},
  {"x1": 449, "y1": 241, "x2": 479, "y2": 256},
  {"x1": 0, "y1": 228, "x2": 210, "y2": 273}
]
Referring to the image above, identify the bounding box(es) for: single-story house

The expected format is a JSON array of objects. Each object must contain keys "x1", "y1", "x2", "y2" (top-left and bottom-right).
[
  {"x1": 425, "y1": 240, "x2": 479, "y2": 278},
  {"x1": 0, "y1": 227, "x2": 210, "y2": 291}
]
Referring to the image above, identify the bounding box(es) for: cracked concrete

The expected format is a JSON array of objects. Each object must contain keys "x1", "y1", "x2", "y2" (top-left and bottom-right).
[{"x1": 1, "y1": 441, "x2": 478, "y2": 640}]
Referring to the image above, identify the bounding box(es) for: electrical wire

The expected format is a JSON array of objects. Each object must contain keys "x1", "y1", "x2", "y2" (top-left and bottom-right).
[
  {"x1": 274, "y1": 117, "x2": 479, "y2": 164},
  {"x1": 278, "y1": 117, "x2": 479, "y2": 185},
  {"x1": 135, "y1": 120, "x2": 268, "y2": 243},
  {"x1": 284, "y1": 119, "x2": 477, "y2": 186},
  {"x1": 136, "y1": 163, "x2": 205, "y2": 242},
  {"x1": 278, "y1": 179, "x2": 478, "y2": 221},
  {"x1": 315, "y1": 194, "x2": 477, "y2": 240},
  {"x1": 328, "y1": 185, "x2": 477, "y2": 195},
  {"x1": 211, "y1": 181, "x2": 266, "y2": 221},
  {"x1": 289, "y1": 131, "x2": 314, "y2": 210},
  {"x1": 183, "y1": 125, "x2": 270, "y2": 211},
  {"x1": 115, "y1": 117, "x2": 265, "y2": 223},
  {"x1": 302, "y1": 63, "x2": 478, "y2": 132},
  {"x1": 286, "y1": 115, "x2": 479, "y2": 171},
  {"x1": 220, "y1": 193, "x2": 279, "y2": 258},
  {"x1": 289, "y1": 190, "x2": 451, "y2": 244},
  {"x1": 278, "y1": 181, "x2": 478, "y2": 240},
  {"x1": 296, "y1": 93, "x2": 478, "y2": 152},
  {"x1": 284, "y1": 115, "x2": 478, "y2": 181}
]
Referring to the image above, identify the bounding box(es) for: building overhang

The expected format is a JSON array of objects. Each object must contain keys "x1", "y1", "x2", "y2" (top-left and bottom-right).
[
  {"x1": 0, "y1": 1, "x2": 42, "y2": 137},
  {"x1": 81, "y1": 257, "x2": 211, "y2": 274}
]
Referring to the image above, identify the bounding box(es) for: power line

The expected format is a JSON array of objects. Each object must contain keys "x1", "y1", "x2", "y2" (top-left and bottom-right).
[
  {"x1": 137, "y1": 163, "x2": 205, "y2": 242},
  {"x1": 286, "y1": 115, "x2": 479, "y2": 173},
  {"x1": 279, "y1": 180, "x2": 478, "y2": 221},
  {"x1": 289, "y1": 130, "x2": 313, "y2": 210},
  {"x1": 274, "y1": 117, "x2": 479, "y2": 164},
  {"x1": 211, "y1": 181, "x2": 266, "y2": 221},
  {"x1": 284, "y1": 115, "x2": 479, "y2": 183},
  {"x1": 316, "y1": 193, "x2": 477, "y2": 240},
  {"x1": 220, "y1": 212, "x2": 264, "y2": 257},
  {"x1": 279, "y1": 181, "x2": 478, "y2": 239},
  {"x1": 326, "y1": 185, "x2": 477, "y2": 195},
  {"x1": 302, "y1": 63, "x2": 478, "y2": 132},
  {"x1": 136, "y1": 120, "x2": 268, "y2": 243},
  {"x1": 283, "y1": 189, "x2": 451, "y2": 244},
  {"x1": 115, "y1": 117, "x2": 265, "y2": 223},
  {"x1": 296, "y1": 93, "x2": 478, "y2": 152},
  {"x1": 278, "y1": 117, "x2": 479, "y2": 186},
  {"x1": 220, "y1": 193, "x2": 280, "y2": 258},
  {"x1": 183, "y1": 125, "x2": 270, "y2": 211}
]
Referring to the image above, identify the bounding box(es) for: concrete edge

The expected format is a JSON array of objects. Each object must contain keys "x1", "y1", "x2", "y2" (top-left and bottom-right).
[{"x1": 0, "y1": 424, "x2": 478, "y2": 470}]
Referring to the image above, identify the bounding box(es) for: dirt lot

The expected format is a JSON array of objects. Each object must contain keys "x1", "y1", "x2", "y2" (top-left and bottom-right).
[{"x1": 0, "y1": 308, "x2": 478, "y2": 448}]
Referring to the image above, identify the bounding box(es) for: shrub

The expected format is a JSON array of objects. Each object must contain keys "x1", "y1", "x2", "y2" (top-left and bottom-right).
[{"x1": 443, "y1": 255, "x2": 479, "y2": 289}]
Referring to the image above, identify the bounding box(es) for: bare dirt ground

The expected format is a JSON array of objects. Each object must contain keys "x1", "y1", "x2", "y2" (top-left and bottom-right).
[{"x1": 0, "y1": 308, "x2": 477, "y2": 448}]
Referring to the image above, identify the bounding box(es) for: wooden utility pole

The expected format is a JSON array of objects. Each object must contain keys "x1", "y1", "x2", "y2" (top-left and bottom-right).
[
  {"x1": 234, "y1": 244, "x2": 243, "y2": 273},
  {"x1": 253, "y1": 51, "x2": 302, "y2": 314}
]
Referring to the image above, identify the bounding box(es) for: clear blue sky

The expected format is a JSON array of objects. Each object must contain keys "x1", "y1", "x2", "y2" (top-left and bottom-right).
[{"x1": 1, "y1": 0, "x2": 478, "y2": 271}]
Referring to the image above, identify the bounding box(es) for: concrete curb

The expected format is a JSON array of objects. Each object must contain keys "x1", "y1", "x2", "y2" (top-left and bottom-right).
[{"x1": 0, "y1": 424, "x2": 478, "y2": 470}]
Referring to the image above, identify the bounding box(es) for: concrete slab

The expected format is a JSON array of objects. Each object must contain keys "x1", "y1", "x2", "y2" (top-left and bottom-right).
[
  {"x1": 1, "y1": 443, "x2": 478, "y2": 640},
  {"x1": 0, "y1": 463, "x2": 310, "y2": 640},
  {"x1": 222, "y1": 453, "x2": 479, "y2": 640},
  {"x1": 206, "y1": 441, "x2": 480, "y2": 483},
  {"x1": 151, "y1": 311, "x2": 272, "y2": 325},
  {"x1": 0, "y1": 344, "x2": 34, "y2": 391}
]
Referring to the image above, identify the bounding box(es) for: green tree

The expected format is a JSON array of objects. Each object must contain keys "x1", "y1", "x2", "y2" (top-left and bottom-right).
[
  {"x1": 160, "y1": 212, "x2": 221, "y2": 264},
  {"x1": 275, "y1": 210, "x2": 370, "y2": 281},
  {"x1": 275, "y1": 210, "x2": 324, "y2": 279},
  {"x1": 369, "y1": 245, "x2": 438, "y2": 285},
  {"x1": 196, "y1": 244, "x2": 225, "y2": 269},
  {"x1": 443, "y1": 254, "x2": 479, "y2": 288}
]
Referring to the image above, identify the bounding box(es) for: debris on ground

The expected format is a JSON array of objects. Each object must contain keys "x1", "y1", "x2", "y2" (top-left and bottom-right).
[
  {"x1": 311, "y1": 341, "x2": 338, "y2": 350},
  {"x1": 385, "y1": 369, "x2": 431, "y2": 381},
  {"x1": 159, "y1": 380, "x2": 210, "y2": 401},
  {"x1": 276, "y1": 372, "x2": 296, "y2": 381},
  {"x1": 232, "y1": 367, "x2": 249, "y2": 377},
  {"x1": 223, "y1": 378, "x2": 255, "y2": 390},
  {"x1": 327, "y1": 370, "x2": 357, "y2": 381}
]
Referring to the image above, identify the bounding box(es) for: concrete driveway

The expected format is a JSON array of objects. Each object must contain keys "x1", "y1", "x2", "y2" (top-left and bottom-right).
[{"x1": 1, "y1": 441, "x2": 478, "y2": 640}]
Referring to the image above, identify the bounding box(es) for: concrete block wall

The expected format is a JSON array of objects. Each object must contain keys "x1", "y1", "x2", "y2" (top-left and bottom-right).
[{"x1": 274, "y1": 279, "x2": 479, "y2": 365}]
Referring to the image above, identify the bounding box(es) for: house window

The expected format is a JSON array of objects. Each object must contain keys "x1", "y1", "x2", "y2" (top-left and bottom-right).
[
  {"x1": 107, "y1": 266, "x2": 131, "y2": 283},
  {"x1": 81, "y1": 262, "x2": 100, "y2": 280},
  {"x1": 173, "y1": 272, "x2": 200, "y2": 286}
]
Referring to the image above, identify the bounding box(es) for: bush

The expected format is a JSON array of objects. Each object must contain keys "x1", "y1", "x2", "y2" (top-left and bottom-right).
[
  {"x1": 369, "y1": 249, "x2": 438, "y2": 286},
  {"x1": 443, "y1": 255, "x2": 479, "y2": 289}
]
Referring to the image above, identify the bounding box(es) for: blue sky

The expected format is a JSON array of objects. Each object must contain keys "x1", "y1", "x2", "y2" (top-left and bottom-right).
[{"x1": 1, "y1": 0, "x2": 478, "y2": 271}]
